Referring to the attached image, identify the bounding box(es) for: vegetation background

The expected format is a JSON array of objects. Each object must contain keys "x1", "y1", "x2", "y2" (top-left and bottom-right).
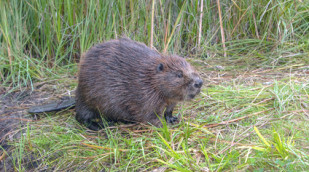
[{"x1": 0, "y1": 0, "x2": 308, "y2": 171}]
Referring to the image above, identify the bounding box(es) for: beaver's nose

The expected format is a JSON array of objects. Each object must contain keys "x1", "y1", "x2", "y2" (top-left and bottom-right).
[{"x1": 194, "y1": 79, "x2": 203, "y2": 88}]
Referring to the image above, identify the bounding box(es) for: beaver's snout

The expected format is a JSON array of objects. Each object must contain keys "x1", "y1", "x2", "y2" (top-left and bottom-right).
[
  {"x1": 194, "y1": 78, "x2": 203, "y2": 88},
  {"x1": 186, "y1": 75, "x2": 203, "y2": 100}
]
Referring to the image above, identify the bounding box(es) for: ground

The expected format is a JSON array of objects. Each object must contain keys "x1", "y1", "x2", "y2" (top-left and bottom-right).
[
  {"x1": 0, "y1": 58, "x2": 308, "y2": 171},
  {"x1": 0, "y1": 79, "x2": 76, "y2": 171}
]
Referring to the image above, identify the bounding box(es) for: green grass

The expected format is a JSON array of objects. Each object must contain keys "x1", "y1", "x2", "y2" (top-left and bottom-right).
[
  {"x1": 1, "y1": 0, "x2": 308, "y2": 88},
  {"x1": 1, "y1": 0, "x2": 309, "y2": 171},
  {"x1": 3, "y1": 65, "x2": 309, "y2": 171}
]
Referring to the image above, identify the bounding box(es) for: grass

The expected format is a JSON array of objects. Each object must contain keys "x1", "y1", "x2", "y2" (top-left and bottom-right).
[
  {"x1": 1, "y1": 0, "x2": 309, "y2": 171},
  {"x1": 2, "y1": 62, "x2": 309, "y2": 171},
  {"x1": 1, "y1": 0, "x2": 308, "y2": 88}
]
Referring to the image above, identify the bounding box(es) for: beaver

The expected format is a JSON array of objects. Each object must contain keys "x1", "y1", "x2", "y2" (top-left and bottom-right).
[
  {"x1": 75, "y1": 38, "x2": 203, "y2": 130},
  {"x1": 28, "y1": 38, "x2": 203, "y2": 130}
]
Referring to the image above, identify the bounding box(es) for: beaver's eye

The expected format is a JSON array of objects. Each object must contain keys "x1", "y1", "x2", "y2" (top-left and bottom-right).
[
  {"x1": 176, "y1": 71, "x2": 183, "y2": 78},
  {"x1": 157, "y1": 63, "x2": 164, "y2": 72}
]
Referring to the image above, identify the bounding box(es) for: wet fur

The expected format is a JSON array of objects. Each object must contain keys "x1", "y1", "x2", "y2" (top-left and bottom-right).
[{"x1": 76, "y1": 38, "x2": 202, "y2": 130}]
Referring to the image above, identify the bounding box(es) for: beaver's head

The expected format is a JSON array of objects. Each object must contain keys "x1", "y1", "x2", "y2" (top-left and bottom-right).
[{"x1": 153, "y1": 55, "x2": 203, "y2": 102}]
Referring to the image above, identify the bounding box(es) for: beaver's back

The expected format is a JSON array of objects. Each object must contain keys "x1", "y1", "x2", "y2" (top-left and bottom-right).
[{"x1": 77, "y1": 38, "x2": 164, "y2": 122}]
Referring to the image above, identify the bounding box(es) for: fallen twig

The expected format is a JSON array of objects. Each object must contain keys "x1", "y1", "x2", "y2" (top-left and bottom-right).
[
  {"x1": 80, "y1": 142, "x2": 128, "y2": 152},
  {"x1": 0, "y1": 118, "x2": 32, "y2": 122},
  {"x1": 203, "y1": 108, "x2": 275, "y2": 128},
  {"x1": 0, "y1": 151, "x2": 5, "y2": 161}
]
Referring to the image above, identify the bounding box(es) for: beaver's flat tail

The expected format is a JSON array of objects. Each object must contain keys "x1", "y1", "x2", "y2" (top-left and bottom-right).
[{"x1": 28, "y1": 97, "x2": 75, "y2": 113}]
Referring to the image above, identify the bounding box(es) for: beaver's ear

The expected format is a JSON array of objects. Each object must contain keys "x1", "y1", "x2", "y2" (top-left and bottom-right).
[{"x1": 156, "y1": 63, "x2": 164, "y2": 72}]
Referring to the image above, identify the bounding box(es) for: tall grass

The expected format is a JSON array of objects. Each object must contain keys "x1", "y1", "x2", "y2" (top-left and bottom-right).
[{"x1": 0, "y1": 0, "x2": 308, "y2": 88}]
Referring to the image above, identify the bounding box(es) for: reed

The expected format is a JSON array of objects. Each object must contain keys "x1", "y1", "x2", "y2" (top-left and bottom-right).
[{"x1": 0, "y1": 0, "x2": 308, "y2": 87}]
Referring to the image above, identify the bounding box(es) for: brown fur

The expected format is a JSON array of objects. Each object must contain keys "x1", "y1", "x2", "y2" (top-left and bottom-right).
[{"x1": 75, "y1": 38, "x2": 203, "y2": 130}]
